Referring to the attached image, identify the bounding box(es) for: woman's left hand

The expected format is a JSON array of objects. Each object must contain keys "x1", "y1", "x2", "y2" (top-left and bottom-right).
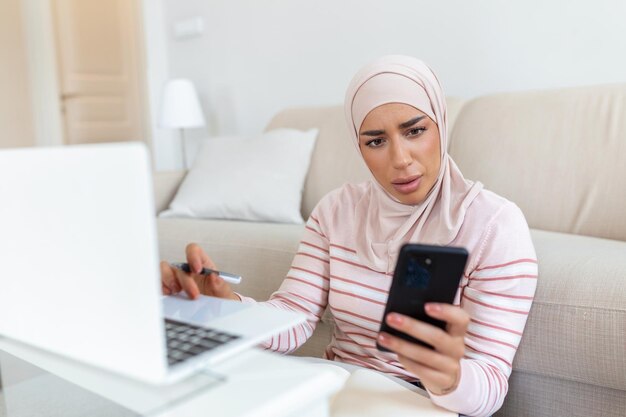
[{"x1": 377, "y1": 302, "x2": 469, "y2": 396}]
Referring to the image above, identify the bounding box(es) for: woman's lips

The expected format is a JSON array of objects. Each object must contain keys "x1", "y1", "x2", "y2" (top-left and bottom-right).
[{"x1": 391, "y1": 175, "x2": 422, "y2": 194}]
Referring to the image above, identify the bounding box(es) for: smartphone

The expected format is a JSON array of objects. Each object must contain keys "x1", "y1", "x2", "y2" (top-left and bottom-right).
[{"x1": 377, "y1": 243, "x2": 468, "y2": 351}]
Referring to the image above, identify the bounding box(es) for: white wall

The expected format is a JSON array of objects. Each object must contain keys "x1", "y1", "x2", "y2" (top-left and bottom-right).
[
  {"x1": 153, "y1": 0, "x2": 626, "y2": 170},
  {"x1": 142, "y1": 0, "x2": 178, "y2": 170}
]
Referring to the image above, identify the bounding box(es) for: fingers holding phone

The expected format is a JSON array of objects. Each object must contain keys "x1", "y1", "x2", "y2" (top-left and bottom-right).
[
  {"x1": 422, "y1": 302, "x2": 470, "y2": 345},
  {"x1": 378, "y1": 302, "x2": 468, "y2": 355},
  {"x1": 380, "y1": 304, "x2": 467, "y2": 357},
  {"x1": 377, "y1": 304, "x2": 468, "y2": 395}
]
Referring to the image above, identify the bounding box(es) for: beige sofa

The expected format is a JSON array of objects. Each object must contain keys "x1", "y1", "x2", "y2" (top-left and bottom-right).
[{"x1": 155, "y1": 84, "x2": 626, "y2": 417}]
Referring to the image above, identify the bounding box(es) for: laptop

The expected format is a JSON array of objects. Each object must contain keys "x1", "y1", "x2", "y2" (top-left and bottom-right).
[{"x1": 0, "y1": 142, "x2": 305, "y2": 385}]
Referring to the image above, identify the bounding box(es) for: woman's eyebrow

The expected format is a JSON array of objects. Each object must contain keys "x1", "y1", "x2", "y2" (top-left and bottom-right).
[
  {"x1": 360, "y1": 129, "x2": 385, "y2": 137},
  {"x1": 399, "y1": 115, "x2": 426, "y2": 129},
  {"x1": 360, "y1": 115, "x2": 427, "y2": 137}
]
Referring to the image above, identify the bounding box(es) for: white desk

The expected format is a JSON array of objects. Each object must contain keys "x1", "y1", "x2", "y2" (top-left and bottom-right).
[{"x1": 0, "y1": 338, "x2": 343, "y2": 417}]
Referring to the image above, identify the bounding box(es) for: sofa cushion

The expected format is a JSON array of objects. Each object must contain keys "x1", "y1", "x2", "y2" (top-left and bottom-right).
[
  {"x1": 449, "y1": 84, "x2": 626, "y2": 242},
  {"x1": 515, "y1": 229, "x2": 626, "y2": 391},
  {"x1": 499, "y1": 370, "x2": 626, "y2": 417}
]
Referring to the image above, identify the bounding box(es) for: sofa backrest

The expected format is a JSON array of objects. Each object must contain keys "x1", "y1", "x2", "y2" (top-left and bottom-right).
[
  {"x1": 265, "y1": 98, "x2": 466, "y2": 219},
  {"x1": 449, "y1": 84, "x2": 626, "y2": 242}
]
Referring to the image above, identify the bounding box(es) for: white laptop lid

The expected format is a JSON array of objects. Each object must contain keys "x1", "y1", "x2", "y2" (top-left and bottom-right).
[{"x1": 0, "y1": 143, "x2": 168, "y2": 382}]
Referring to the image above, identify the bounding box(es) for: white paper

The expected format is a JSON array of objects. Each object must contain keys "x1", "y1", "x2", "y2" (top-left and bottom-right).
[{"x1": 331, "y1": 368, "x2": 457, "y2": 417}]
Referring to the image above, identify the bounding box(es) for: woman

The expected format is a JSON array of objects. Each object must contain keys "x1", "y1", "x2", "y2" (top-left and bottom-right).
[{"x1": 160, "y1": 55, "x2": 538, "y2": 417}]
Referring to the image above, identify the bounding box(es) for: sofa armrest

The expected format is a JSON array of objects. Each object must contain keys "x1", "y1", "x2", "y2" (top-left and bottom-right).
[{"x1": 153, "y1": 170, "x2": 186, "y2": 214}]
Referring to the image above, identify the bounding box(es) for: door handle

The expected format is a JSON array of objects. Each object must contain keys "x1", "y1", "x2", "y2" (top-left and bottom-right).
[{"x1": 60, "y1": 93, "x2": 79, "y2": 100}]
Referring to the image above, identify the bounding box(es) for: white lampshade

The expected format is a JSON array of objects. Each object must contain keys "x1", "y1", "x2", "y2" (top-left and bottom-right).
[{"x1": 159, "y1": 79, "x2": 206, "y2": 128}]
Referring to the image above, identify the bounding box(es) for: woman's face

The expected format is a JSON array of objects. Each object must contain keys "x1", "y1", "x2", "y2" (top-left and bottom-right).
[{"x1": 358, "y1": 103, "x2": 441, "y2": 205}]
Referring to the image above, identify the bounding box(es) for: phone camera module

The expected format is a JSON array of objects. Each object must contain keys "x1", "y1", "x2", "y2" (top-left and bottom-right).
[{"x1": 404, "y1": 257, "x2": 430, "y2": 290}]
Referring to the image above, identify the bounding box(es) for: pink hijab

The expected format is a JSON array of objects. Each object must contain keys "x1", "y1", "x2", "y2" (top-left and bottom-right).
[{"x1": 345, "y1": 55, "x2": 483, "y2": 273}]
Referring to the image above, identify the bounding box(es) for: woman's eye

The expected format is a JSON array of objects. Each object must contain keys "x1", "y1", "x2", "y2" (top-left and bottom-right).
[
  {"x1": 408, "y1": 127, "x2": 426, "y2": 136},
  {"x1": 366, "y1": 138, "x2": 385, "y2": 148}
]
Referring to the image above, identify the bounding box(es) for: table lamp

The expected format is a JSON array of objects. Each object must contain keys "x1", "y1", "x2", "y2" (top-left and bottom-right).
[{"x1": 159, "y1": 78, "x2": 206, "y2": 168}]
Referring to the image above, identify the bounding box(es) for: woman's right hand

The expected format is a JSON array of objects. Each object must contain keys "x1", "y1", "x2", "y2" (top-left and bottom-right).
[{"x1": 160, "y1": 243, "x2": 239, "y2": 301}]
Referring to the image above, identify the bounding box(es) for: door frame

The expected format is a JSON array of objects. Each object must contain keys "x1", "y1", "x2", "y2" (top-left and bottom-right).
[{"x1": 21, "y1": 0, "x2": 64, "y2": 147}]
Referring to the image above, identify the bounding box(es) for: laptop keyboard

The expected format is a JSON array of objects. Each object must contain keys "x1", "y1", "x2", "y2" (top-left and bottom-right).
[{"x1": 164, "y1": 318, "x2": 241, "y2": 366}]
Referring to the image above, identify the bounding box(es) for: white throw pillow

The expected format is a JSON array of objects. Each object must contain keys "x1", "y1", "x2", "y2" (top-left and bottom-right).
[{"x1": 160, "y1": 128, "x2": 318, "y2": 223}]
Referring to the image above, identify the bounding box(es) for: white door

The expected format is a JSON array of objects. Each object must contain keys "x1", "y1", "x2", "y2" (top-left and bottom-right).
[{"x1": 52, "y1": 0, "x2": 147, "y2": 145}]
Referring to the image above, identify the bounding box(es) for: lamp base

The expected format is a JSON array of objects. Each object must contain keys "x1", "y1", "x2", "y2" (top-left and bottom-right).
[{"x1": 180, "y1": 128, "x2": 188, "y2": 169}]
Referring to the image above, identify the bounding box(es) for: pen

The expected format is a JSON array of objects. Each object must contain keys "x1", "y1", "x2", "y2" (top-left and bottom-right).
[{"x1": 170, "y1": 262, "x2": 242, "y2": 285}]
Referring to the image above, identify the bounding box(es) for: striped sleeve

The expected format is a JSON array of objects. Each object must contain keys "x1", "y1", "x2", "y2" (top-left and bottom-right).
[
  {"x1": 428, "y1": 202, "x2": 538, "y2": 417},
  {"x1": 238, "y1": 205, "x2": 331, "y2": 354}
]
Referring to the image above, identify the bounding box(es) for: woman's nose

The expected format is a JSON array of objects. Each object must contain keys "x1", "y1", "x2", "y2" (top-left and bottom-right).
[{"x1": 390, "y1": 139, "x2": 412, "y2": 169}]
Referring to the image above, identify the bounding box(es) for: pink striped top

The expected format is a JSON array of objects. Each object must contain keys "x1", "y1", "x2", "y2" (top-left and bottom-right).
[{"x1": 239, "y1": 182, "x2": 538, "y2": 417}]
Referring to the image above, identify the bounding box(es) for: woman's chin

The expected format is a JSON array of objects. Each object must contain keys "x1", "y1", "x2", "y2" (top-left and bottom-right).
[{"x1": 390, "y1": 190, "x2": 426, "y2": 205}]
